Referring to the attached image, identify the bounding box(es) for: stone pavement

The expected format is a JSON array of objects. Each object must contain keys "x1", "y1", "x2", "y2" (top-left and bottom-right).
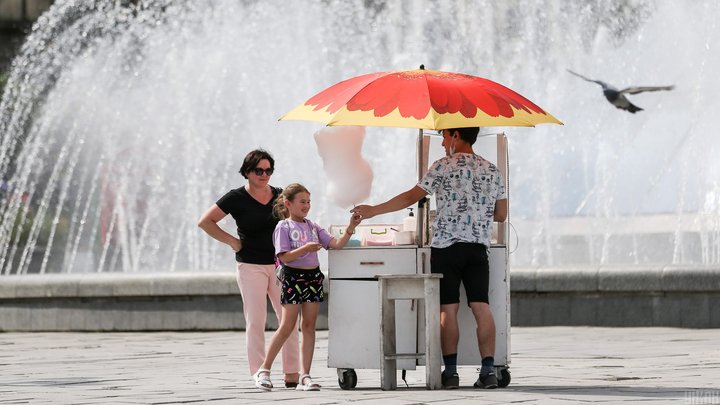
[{"x1": 1, "y1": 327, "x2": 719, "y2": 404}]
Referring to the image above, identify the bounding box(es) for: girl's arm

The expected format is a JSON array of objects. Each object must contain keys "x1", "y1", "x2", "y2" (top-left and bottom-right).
[
  {"x1": 328, "y1": 214, "x2": 362, "y2": 250},
  {"x1": 277, "y1": 242, "x2": 321, "y2": 263}
]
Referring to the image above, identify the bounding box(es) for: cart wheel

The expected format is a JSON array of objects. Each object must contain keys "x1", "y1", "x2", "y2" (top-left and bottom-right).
[
  {"x1": 495, "y1": 367, "x2": 511, "y2": 388},
  {"x1": 337, "y1": 368, "x2": 357, "y2": 390}
]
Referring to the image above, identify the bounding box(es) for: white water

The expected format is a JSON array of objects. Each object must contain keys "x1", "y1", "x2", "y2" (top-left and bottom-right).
[{"x1": 0, "y1": 0, "x2": 718, "y2": 274}]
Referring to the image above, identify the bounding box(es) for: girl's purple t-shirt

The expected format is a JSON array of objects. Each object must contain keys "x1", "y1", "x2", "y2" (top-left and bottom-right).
[{"x1": 273, "y1": 218, "x2": 333, "y2": 268}]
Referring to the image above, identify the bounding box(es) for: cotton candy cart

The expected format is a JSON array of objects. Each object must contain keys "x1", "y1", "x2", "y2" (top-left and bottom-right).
[{"x1": 327, "y1": 133, "x2": 512, "y2": 389}]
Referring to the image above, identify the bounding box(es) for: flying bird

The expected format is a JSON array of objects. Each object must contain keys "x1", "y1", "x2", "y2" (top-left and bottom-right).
[{"x1": 567, "y1": 69, "x2": 674, "y2": 113}]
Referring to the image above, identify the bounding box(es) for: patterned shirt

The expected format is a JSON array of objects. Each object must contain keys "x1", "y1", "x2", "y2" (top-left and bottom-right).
[{"x1": 418, "y1": 153, "x2": 506, "y2": 248}]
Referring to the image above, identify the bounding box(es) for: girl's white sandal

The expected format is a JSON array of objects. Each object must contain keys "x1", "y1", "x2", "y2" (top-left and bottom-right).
[
  {"x1": 253, "y1": 368, "x2": 273, "y2": 391},
  {"x1": 295, "y1": 374, "x2": 320, "y2": 391}
]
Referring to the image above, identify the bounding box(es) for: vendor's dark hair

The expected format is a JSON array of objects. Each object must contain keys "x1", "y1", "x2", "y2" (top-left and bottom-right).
[
  {"x1": 447, "y1": 127, "x2": 480, "y2": 145},
  {"x1": 273, "y1": 183, "x2": 310, "y2": 219},
  {"x1": 239, "y1": 149, "x2": 275, "y2": 179}
]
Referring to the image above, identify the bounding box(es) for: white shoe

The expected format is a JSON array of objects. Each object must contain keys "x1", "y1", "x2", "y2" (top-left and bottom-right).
[
  {"x1": 296, "y1": 374, "x2": 320, "y2": 391},
  {"x1": 253, "y1": 368, "x2": 273, "y2": 391}
]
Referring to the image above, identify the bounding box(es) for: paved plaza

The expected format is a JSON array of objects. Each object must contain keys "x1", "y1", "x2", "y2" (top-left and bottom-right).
[{"x1": 1, "y1": 327, "x2": 719, "y2": 404}]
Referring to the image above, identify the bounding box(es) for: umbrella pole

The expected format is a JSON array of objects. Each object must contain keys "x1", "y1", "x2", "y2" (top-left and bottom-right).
[{"x1": 416, "y1": 129, "x2": 425, "y2": 247}]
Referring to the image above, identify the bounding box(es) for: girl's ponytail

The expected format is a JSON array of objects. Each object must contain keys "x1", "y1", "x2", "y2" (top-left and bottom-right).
[{"x1": 273, "y1": 194, "x2": 289, "y2": 219}]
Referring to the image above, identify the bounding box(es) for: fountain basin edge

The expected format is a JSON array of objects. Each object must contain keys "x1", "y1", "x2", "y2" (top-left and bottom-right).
[{"x1": 1, "y1": 267, "x2": 719, "y2": 331}]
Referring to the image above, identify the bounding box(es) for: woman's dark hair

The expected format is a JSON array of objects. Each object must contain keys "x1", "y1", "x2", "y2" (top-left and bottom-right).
[
  {"x1": 273, "y1": 183, "x2": 310, "y2": 219},
  {"x1": 239, "y1": 149, "x2": 275, "y2": 179},
  {"x1": 447, "y1": 127, "x2": 480, "y2": 145}
]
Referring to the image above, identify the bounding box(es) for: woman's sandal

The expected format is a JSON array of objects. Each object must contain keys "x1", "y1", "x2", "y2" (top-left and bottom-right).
[
  {"x1": 284, "y1": 372, "x2": 299, "y2": 388},
  {"x1": 253, "y1": 368, "x2": 273, "y2": 391},
  {"x1": 295, "y1": 374, "x2": 321, "y2": 391}
]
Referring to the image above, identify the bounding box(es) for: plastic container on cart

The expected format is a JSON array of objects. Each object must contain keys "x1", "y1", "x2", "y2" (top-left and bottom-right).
[
  {"x1": 329, "y1": 225, "x2": 362, "y2": 247},
  {"x1": 393, "y1": 230, "x2": 415, "y2": 245},
  {"x1": 362, "y1": 225, "x2": 394, "y2": 246}
]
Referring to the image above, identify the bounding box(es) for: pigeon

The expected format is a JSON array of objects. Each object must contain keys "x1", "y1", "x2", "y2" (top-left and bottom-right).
[{"x1": 567, "y1": 69, "x2": 674, "y2": 113}]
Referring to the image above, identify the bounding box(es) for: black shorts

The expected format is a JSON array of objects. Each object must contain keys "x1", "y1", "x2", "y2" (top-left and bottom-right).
[
  {"x1": 430, "y1": 242, "x2": 489, "y2": 305},
  {"x1": 280, "y1": 266, "x2": 325, "y2": 304}
]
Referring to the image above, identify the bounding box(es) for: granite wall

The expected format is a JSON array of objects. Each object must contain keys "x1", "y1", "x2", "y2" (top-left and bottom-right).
[{"x1": 1, "y1": 268, "x2": 718, "y2": 331}]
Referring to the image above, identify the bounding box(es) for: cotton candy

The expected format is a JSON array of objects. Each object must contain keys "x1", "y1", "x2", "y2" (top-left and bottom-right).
[{"x1": 314, "y1": 126, "x2": 373, "y2": 209}]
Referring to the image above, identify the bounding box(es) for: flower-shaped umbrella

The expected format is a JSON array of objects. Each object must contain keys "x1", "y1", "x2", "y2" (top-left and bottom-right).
[
  {"x1": 279, "y1": 66, "x2": 561, "y2": 247},
  {"x1": 280, "y1": 65, "x2": 562, "y2": 129}
]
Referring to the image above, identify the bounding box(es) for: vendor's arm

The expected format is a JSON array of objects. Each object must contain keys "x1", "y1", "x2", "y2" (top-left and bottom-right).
[
  {"x1": 277, "y1": 242, "x2": 321, "y2": 264},
  {"x1": 197, "y1": 204, "x2": 241, "y2": 252},
  {"x1": 494, "y1": 199, "x2": 508, "y2": 222},
  {"x1": 328, "y1": 213, "x2": 362, "y2": 249},
  {"x1": 352, "y1": 186, "x2": 428, "y2": 220}
]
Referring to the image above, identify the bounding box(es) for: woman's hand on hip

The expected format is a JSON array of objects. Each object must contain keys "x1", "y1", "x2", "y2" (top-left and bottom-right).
[{"x1": 229, "y1": 237, "x2": 242, "y2": 252}]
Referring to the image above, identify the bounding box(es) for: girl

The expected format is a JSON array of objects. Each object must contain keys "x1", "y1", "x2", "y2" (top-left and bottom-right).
[{"x1": 253, "y1": 183, "x2": 361, "y2": 391}]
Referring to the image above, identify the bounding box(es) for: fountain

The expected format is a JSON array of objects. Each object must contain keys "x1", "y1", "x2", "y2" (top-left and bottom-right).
[{"x1": 1, "y1": 0, "x2": 719, "y2": 276}]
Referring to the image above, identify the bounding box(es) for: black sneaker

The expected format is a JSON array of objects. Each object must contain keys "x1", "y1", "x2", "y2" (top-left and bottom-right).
[
  {"x1": 474, "y1": 372, "x2": 498, "y2": 389},
  {"x1": 441, "y1": 372, "x2": 459, "y2": 389}
]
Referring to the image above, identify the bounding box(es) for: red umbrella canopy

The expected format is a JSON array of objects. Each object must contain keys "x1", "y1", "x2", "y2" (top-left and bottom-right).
[{"x1": 280, "y1": 67, "x2": 562, "y2": 129}]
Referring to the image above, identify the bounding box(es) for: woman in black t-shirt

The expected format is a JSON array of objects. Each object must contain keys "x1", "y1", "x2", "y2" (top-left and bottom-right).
[{"x1": 198, "y1": 149, "x2": 300, "y2": 388}]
